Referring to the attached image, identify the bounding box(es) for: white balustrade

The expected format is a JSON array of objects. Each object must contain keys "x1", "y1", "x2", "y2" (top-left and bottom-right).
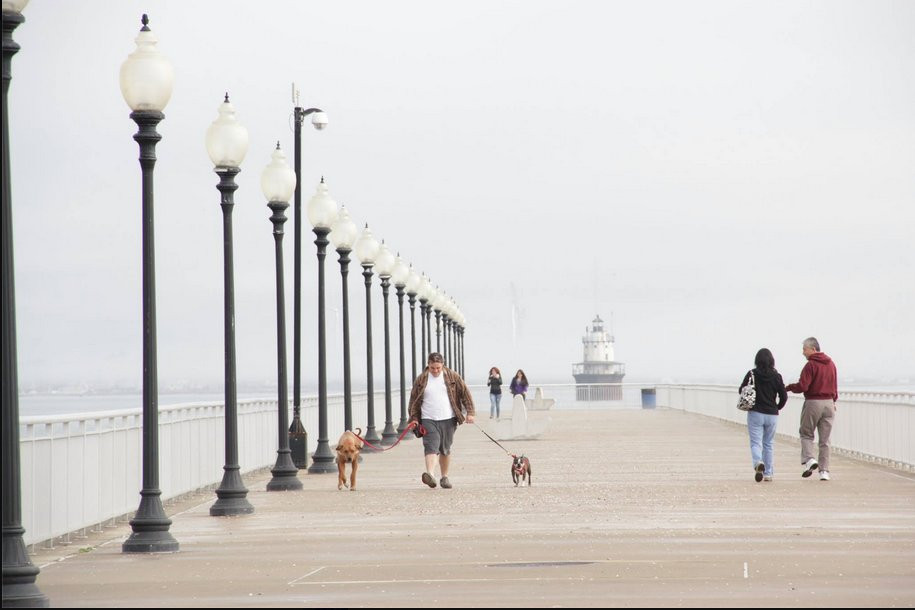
[
  {"x1": 18, "y1": 389, "x2": 399, "y2": 547},
  {"x1": 18, "y1": 384, "x2": 909, "y2": 547},
  {"x1": 656, "y1": 384, "x2": 914, "y2": 469}
]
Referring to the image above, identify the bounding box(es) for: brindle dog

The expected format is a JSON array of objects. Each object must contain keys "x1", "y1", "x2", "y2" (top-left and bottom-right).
[{"x1": 511, "y1": 454, "x2": 531, "y2": 487}]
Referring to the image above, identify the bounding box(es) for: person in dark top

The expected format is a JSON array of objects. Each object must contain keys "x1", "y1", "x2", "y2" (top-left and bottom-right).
[
  {"x1": 739, "y1": 348, "x2": 788, "y2": 482},
  {"x1": 487, "y1": 367, "x2": 503, "y2": 419}
]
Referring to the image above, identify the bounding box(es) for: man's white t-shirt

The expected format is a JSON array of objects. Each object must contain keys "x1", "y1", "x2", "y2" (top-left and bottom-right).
[{"x1": 421, "y1": 372, "x2": 453, "y2": 421}]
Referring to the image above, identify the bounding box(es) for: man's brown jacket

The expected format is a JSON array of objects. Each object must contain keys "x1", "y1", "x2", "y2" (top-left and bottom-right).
[{"x1": 408, "y1": 366, "x2": 475, "y2": 424}]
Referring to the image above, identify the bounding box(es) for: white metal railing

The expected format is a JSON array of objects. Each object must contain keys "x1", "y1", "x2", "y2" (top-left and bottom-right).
[
  {"x1": 655, "y1": 384, "x2": 915, "y2": 470},
  {"x1": 18, "y1": 390, "x2": 402, "y2": 547},
  {"x1": 18, "y1": 383, "x2": 912, "y2": 546}
]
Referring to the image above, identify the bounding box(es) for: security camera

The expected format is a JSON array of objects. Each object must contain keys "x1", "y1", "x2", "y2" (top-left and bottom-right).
[{"x1": 311, "y1": 111, "x2": 328, "y2": 130}]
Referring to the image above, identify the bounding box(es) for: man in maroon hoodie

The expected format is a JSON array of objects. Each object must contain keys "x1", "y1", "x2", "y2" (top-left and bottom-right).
[{"x1": 786, "y1": 337, "x2": 838, "y2": 481}]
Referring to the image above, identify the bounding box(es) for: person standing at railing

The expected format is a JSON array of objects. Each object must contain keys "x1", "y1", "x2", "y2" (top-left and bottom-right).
[
  {"x1": 786, "y1": 337, "x2": 838, "y2": 481},
  {"x1": 739, "y1": 348, "x2": 787, "y2": 482},
  {"x1": 510, "y1": 369, "x2": 529, "y2": 400},
  {"x1": 487, "y1": 367, "x2": 503, "y2": 419}
]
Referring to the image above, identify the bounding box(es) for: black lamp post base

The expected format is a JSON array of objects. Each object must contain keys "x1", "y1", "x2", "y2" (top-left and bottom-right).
[
  {"x1": 122, "y1": 530, "x2": 180, "y2": 554},
  {"x1": 307, "y1": 442, "x2": 337, "y2": 473},
  {"x1": 1, "y1": 586, "x2": 49, "y2": 609},
  {"x1": 381, "y1": 425, "x2": 398, "y2": 445},
  {"x1": 266, "y1": 474, "x2": 303, "y2": 491},
  {"x1": 122, "y1": 493, "x2": 179, "y2": 553},
  {"x1": 1, "y1": 540, "x2": 49, "y2": 608},
  {"x1": 210, "y1": 468, "x2": 254, "y2": 516},
  {"x1": 267, "y1": 450, "x2": 302, "y2": 491}
]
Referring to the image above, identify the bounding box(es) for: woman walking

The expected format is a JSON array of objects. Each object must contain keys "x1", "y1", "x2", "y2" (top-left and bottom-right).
[{"x1": 739, "y1": 348, "x2": 787, "y2": 482}]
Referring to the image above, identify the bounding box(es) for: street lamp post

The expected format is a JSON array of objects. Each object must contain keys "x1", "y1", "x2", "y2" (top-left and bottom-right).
[
  {"x1": 392, "y1": 256, "x2": 411, "y2": 433},
  {"x1": 330, "y1": 207, "x2": 357, "y2": 432},
  {"x1": 262, "y1": 144, "x2": 302, "y2": 492},
  {"x1": 460, "y1": 312, "x2": 467, "y2": 375},
  {"x1": 442, "y1": 311, "x2": 450, "y2": 366},
  {"x1": 420, "y1": 274, "x2": 433, "y2": 361},
  {"x1": 418, "y1": 277, "x2": 428, "y2": 366},
  {"x1": 2, "y1": 1, "x2": 50, "y2": 605},
  {"x1": 354, "y1": 225, "x2": 381, "y2": 449},
  {"x1": 205, "y1": 94, "x2": 254, "y2": 516},
  {"x1": 290, "y1": 87, "x2": 327, "y2": 467},
  {"x1": 405, "y1": 266, "x2": 421, "y2": 383},
  {"x1": 375, "y1": 242, "x2": 397, "y2": 445},
  {"x1": 118, "y1": 14, "x2": 179, "y2": 554},
  {"x1": 433, "y1": 290, "x2": 443, "y2": 354},
  {"x1": 306, "y1": 179, "x2": 338, "y2": 474},
  {"x1": 447, "y1": 300, "x2": 456, "y2": 368}
]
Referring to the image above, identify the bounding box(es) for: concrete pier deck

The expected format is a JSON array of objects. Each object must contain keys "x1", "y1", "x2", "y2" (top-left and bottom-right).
[{"x1": 29, "y1": 408, "x2": 915, "y2": 607}]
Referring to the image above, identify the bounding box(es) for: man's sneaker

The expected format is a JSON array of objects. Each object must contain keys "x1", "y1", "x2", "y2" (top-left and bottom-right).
[
  {"x1": 763, "y1": 475, "x2": 773, "y2": 482},
  {"x1": 819, "y1": 471, "x2": 831, "y2": 481},
  {"x1": 802, "y1": 458, "x2": 818, "y2": 478},
  {"x1": 421, "y1": 472, "x2": 437, "y2": 488},
  {"x1": 439, "y1": 476, "x2": 452, "y2": 489},
  {"x1": 755, "y1": 462, "x2": 765, "y2": 483}
]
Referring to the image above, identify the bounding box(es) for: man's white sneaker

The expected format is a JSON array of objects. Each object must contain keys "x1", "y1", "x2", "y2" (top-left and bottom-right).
[
  {"x1": 819, "y1": 471, "x2": 830, "y2": 481},
  {"x1": 763, "y1": 475, "x2": 773, "y2": 482},
  {"x1": 802, "y1": 458, "x2": 818, "y2": 478}
]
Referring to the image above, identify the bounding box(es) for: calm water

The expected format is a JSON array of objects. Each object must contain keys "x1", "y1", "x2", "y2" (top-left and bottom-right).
[{"x1": 18, "y1": 384, "x2": 913, "y2": 418}]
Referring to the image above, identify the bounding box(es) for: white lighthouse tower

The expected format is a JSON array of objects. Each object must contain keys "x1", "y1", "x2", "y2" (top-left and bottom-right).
[{"x1": 572, "y1": 315, "x2": 625, "y2": 400}]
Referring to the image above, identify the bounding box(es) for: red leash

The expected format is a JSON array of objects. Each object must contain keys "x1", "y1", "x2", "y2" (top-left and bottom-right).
[{"x1": 351, "y1": 421, "x2": 417, "y2": 452}]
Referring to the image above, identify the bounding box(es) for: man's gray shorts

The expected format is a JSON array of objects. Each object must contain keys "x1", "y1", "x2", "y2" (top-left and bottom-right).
[{"x1": 422, "y1": 418, "x2": 458, "y2": 456}]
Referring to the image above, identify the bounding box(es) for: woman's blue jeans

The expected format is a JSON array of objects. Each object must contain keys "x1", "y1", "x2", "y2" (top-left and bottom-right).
[
  {"x1": 747, "y1": 410, "x2": 778, "y2": 476},
  {"x1": 489, "y1": 393, "x2": 502, "y2": 418}
]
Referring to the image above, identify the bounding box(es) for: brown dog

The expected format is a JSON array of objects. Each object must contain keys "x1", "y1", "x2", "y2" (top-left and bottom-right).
[
  {"x1": 335, "y1": 428, "x2": 364, "y2": 491},
  {"x1": 511, "y1": 455, "x2": 531, "y2": 487}
]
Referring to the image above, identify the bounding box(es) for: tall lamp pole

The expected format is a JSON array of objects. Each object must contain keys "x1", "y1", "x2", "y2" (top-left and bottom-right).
[
  {"x1": 392, "y1": 256, "x2": 411, "y2": 433},
  {"x1": 420, "y1": 274, "x2": 433, "y2": 361},
  {"x1": 205, "y1": 95, "x2": 254, "y2": 516},
  {"x1": 119, "y1": 14, "x2": 179, "y2": 555},
  {"x1": 461, "y1": 315, "x2": 467, "y2": 376},
  {"x1": 447, "y1": 300, "x2": 457, "y2": 369},
  {"x1": 306, "y1": 179, "x2": 338, "y2": 474},
  {"x1": 2, "y1": 1, "x2": 49, "y2": 605},
  {"x1": 262, "y1": 144, "x2": 302, "y2": 491},
  {"x1": 354, "y1": 225, "x2": 381, "y2": 449},
  {"x1": 330, "y1": 207, "x2": 357, "y2": 432},
  {"x1": 433, "y1": 290, "x2": 443, "y2": 354},
  {"x1": 375, "y1": 243, "x2": 397, "y2": 445},
  {"x1": 418, "y1": 275, "x2": 429, "y2": 366},
  {"x1": 442, "y1": 311, "x2": 450, "y2": 366},
  {"x1": 290, "y1": 87, "x2": 327, "y2": 467},
  {"x1": 405, "y1": 266, "x2": 421, "y2": 383}
]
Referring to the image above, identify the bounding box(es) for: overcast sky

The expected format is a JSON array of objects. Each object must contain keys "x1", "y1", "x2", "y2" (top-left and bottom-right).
[{"x1": 9, "y1": 1, "x2": 914, "y2": 392}]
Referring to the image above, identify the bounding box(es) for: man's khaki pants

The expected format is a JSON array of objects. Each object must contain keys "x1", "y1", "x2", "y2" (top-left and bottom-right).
[{"x1": 799, "y1": 399, "x2": 836, "y2": 471}]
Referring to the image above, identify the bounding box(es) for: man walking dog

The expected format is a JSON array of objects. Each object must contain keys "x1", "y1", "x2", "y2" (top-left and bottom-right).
[{"x1": 408, "y1": 352, "x2": 475, "y2": 489}]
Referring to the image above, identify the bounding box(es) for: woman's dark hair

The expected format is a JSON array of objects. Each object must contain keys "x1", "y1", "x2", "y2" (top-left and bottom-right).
[
  {"x1": 754, "y1": 348, "x2": 776, "y2": 372},
  {"x1": 515, "y1": 369, "x2": 528, "y2": 384},
  {"x1": 489, "y1": 367, "x2": 501, "y2": 376}
]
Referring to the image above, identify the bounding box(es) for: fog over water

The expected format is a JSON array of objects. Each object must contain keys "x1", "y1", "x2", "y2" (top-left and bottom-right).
[{"x1": 9, "y1": 1, "x2": 913, "y2": 408}]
